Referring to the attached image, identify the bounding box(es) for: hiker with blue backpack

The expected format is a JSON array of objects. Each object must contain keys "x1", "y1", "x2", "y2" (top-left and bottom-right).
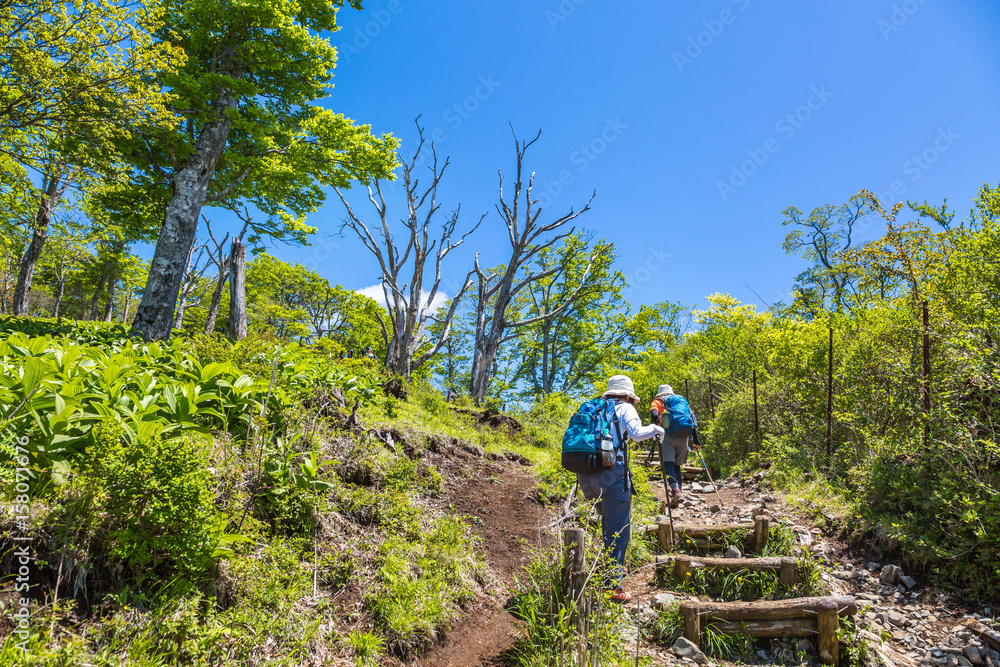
[
  {"x1": 650, "y1": 384, "x2": 701, "y2": 507},
  {"x1": 561, "y1": 375, "x2": 664, "y2": 603}
]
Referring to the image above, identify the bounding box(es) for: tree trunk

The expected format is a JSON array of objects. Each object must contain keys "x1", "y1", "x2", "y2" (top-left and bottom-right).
[
  {"x1": 53, "y1": 274, "x2": 65, "y2": 318},
  {"x1": 103, "y1": 270, "x2": 117, "y2": 322},
  {"x1": 227, "y1": 237, "x2": 247, "y2": 340},
  {"x1": 203, "y1": 270, "x2": 226, "y2": 334},
  {"x1": 121, "y1": 289, "x2": 131, "y2": 323},
  {"x1": 13, "y1": 169, "x2": 63, "y2": 315},
  {"x1": 89, "y1": 273, "x2": 108, "y2": 320},
  {"x1": 132, "y1": 89, "x2": 236, "y2": 340}
]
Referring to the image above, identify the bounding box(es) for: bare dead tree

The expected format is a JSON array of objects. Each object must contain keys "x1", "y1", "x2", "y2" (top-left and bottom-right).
[
  {"x1": 173, "y1": 241, "x2": 209, "y2": 330},
  {"x1": 227, "y1": 210, "x2": 253, "y2": 341},
  {"x1": 334, "y1": 118, "x2": 483, "y2": 379},
  {"x1": 469, "y1": 129, "x2": 598, "y2": 404},
  {"x1": 201, "y1": 216, "x2": 231, "y2": 334}
]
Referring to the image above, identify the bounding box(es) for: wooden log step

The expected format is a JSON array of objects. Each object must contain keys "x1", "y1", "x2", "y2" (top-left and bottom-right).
[
  {"x1": 681, "y1": 595, "x2": 858, "y2": 622},
  {"x1": 962, "y1": 618, "x2": 1000, "y2": 651},
  {"x1": 711, "y1": 617, "x2": 815, "y2": 638},
  {"x1": 680, "y1": 596, "x2": 856, "y2": 666},
  {"x1": 657, "y1": 554, "x2": 799, "y2": 586},
  {"x1": 644, "y1": 521, "x2": 754, "y2": 536}
]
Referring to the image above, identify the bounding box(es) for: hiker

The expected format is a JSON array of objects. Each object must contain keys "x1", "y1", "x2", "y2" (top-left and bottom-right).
[
  {"x1": 576, "y1": 375, "x2": 664, "y2": 603},
  {"x1": 650, "y1": 384, "x2": 701, "y2": 507}
]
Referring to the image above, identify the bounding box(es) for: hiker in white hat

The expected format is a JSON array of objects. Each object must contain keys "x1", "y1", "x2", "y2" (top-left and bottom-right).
[
  {"x1": 650, "y1": 384, "x2": 701, "y2": 506},
  {"x1": 576, "y1": 374, "x2": 664, "y2": 603}
]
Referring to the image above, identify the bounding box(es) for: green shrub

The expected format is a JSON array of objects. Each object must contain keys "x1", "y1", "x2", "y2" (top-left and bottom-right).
[{"x1": 84, "y1": 424, "x2": 221, "y2": 576}]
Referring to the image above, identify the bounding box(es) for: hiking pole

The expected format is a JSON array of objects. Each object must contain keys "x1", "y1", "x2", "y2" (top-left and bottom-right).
[
  {"x1": 657, "y1": 436, "x2": 676, "y2": 550},
  {"x1": 695, "y1": 446, "x2": 724, "y2": 509}
]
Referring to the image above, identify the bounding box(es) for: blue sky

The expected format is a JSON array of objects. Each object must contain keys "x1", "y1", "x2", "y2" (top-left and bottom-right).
[{"x1": 267, "y1": 0, "x2": 1000, "y2": 314}]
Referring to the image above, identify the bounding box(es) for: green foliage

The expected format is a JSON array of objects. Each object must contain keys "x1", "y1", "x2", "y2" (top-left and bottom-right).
[
  {"x1": 0, "y1": 320, "x2": 376, "y2": 491},
  {"x1": 347, "y1": 629, "x2": 385, "y2": 667},
  {"x1": 365, "y1": 518, "x2": 487, "y2": 655},
  {"x1": 82, "y1": 423, "x2": 221, "y2": 575},
  {"x1": 643, "y1": 602, "x2": 683, "y2": 647},
  {"x1": 505, "y1": 544, "x2": 628, "y2": 667}
]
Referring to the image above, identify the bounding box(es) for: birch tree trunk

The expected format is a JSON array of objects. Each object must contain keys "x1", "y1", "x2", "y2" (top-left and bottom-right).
[
  {"x1": 133, "y1": 89, "x2": 237, "y2": 340},
  {"x1": 227, "y1": 236, "x2": 247, "y2": 340},
  {"x1": 13, "y1": 167, "x2": 66, "y2": 316}
]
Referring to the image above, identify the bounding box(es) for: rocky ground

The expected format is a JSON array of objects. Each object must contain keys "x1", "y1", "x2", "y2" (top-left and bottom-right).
[{"x1": 617, "y1": 470, "x2": 1000, "y2": 667}]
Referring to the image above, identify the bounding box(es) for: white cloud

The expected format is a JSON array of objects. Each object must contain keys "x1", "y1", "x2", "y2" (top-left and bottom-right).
[{"x1": 356, "y1": 284, "x2": 449, "y2": 314}]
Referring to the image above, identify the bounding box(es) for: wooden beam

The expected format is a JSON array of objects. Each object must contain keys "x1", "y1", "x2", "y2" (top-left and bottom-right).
[
  {"x1": 711, "y1": 617, "x2": 816, "y2": 639},
  {"x1": 963, "y1": 618, "x2": 1000, "y2": 652},
  {"x1": 696, "y1": 596, "x2": 857, "y2": 621},
  {"x1": 655, "y1": 554, "x2": 789, "y2": 573}
]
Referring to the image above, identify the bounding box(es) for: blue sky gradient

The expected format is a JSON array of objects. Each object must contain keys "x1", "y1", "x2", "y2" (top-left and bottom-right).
[{"x1": 244, "y1": 0, "x2": 1000, "y2": 313}]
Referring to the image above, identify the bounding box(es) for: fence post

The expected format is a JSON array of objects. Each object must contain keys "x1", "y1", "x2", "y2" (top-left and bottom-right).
[
  {"x1": 827, "y1": 327, "x2": 833, "y2": 461},
  {"x1": 922, "y1": 300, "x2": 930, "y2": 448},
  {"x1": 817, "y1": 599, "x2": 840, "y2": 665},
  {"x1": 562, "y1": 528, "x2": 588, "y2": 636},
  {"x1": 752, "y1": 368, "x2": 759, "y2": 452}
]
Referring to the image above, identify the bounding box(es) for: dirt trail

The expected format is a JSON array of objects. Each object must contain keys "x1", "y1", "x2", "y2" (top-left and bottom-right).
[{"x1": 409, "y1": 449, "x2": 557, "y2": 667}]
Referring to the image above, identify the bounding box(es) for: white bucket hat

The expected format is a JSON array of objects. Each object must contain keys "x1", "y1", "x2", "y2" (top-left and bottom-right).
[
  {"x1": 655, "y1": 384, "x2": 674, "y2": 399},
  {"x1": 602, "y1": 375, "x2": 639, "y2": 402}
]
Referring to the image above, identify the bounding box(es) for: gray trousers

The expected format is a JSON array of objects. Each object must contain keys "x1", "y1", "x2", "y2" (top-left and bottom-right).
[{"x1": 659, "y1": 435, "x2": 689, "y2": 490}]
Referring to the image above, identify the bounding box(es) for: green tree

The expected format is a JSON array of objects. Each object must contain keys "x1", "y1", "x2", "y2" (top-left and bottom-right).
[
  {"x1": 128, "y1": 0, "x2": 398, "y2": 340},
  {"x1": 781, "y1": 193, "x2": 877, "y2": 316}
]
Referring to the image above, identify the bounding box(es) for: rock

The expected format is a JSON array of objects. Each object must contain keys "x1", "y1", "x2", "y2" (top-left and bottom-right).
[
  {"x1": 726, "y1": 545, "x2": 743, "y2": 559},
  {"x1": 691, "y1": 482, "x2": 704, "y2": 492},
  {"x1": 881, "y1": 564, "x2": 903, "y2": 585},
  {"x1": 964, "y1": 647, "x2": 983, "y2": 666},
  {"x1": 701, "y1": 484, "x2": 716, "y2": 494},
  {"x1": 958, "y1": 656, "x2": 973, "y2": 667},
  {"x1": 798, "y1": 638, "x2": 814, "y2": 654},
  {"x1": 888, "y1": 611, "x2": 907, "y2": 628},
  {"x1": 901, "y1": 575, "x2": 918, "y2": 589},
  {"x1": 867, "y1": 561, "x2": 881, "y2": 571},
  {"x1": 710, "y1": 504, "x2": 721, "y2": 513},
  {"x1": 672, "y1": 636, "x2": 708, "y2": 665},
  {"x1": 652, "y1": 593, "x2": 676, "y2": 610}
]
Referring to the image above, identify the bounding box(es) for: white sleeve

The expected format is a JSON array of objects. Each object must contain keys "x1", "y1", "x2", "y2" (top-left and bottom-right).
[{"x1": 616, "y1": 403, "x2": 662, "y2": 442}]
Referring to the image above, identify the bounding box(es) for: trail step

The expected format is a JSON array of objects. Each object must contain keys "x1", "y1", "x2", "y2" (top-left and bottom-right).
[
  {"x1": 655, "y1": 554, "x2": 799, "y2": 586},
  {"x1": 640, "y1": 461, "x2": 709, "y2": 480},
  {"x1": 644, "y1": 515, "x2": 773, "y2": 552},
  {"x1": 679, "y1": 596, "x2": 857, "y2": 666}
]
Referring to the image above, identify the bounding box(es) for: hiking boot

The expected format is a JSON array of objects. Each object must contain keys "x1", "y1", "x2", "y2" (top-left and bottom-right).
[
  {"x1": 609, "y1": 587, "x2": 632, "y2": 603},
  {"x1": 669, "y1": 488, "x2": 682, "y2": 507}
]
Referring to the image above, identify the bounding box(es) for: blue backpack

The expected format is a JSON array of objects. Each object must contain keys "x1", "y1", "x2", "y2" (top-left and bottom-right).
[
  {"x1": 663, "y1": 395, "x2": 695, "y2": 437},
  {"x1": 561, "y1": 398, "x2": 621, "y2": 474}
]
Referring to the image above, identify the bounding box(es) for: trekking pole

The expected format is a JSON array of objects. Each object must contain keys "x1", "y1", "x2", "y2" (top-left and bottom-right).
[
  {"x1": 657, "y1": 436, "x2": 676, "y2": 549},
  {"x1": 644, "y1": 439, "x2": 657, "y2": 465},
  {"x1": 695, "y1": 446, "x2": 723, "y2": 509}
]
